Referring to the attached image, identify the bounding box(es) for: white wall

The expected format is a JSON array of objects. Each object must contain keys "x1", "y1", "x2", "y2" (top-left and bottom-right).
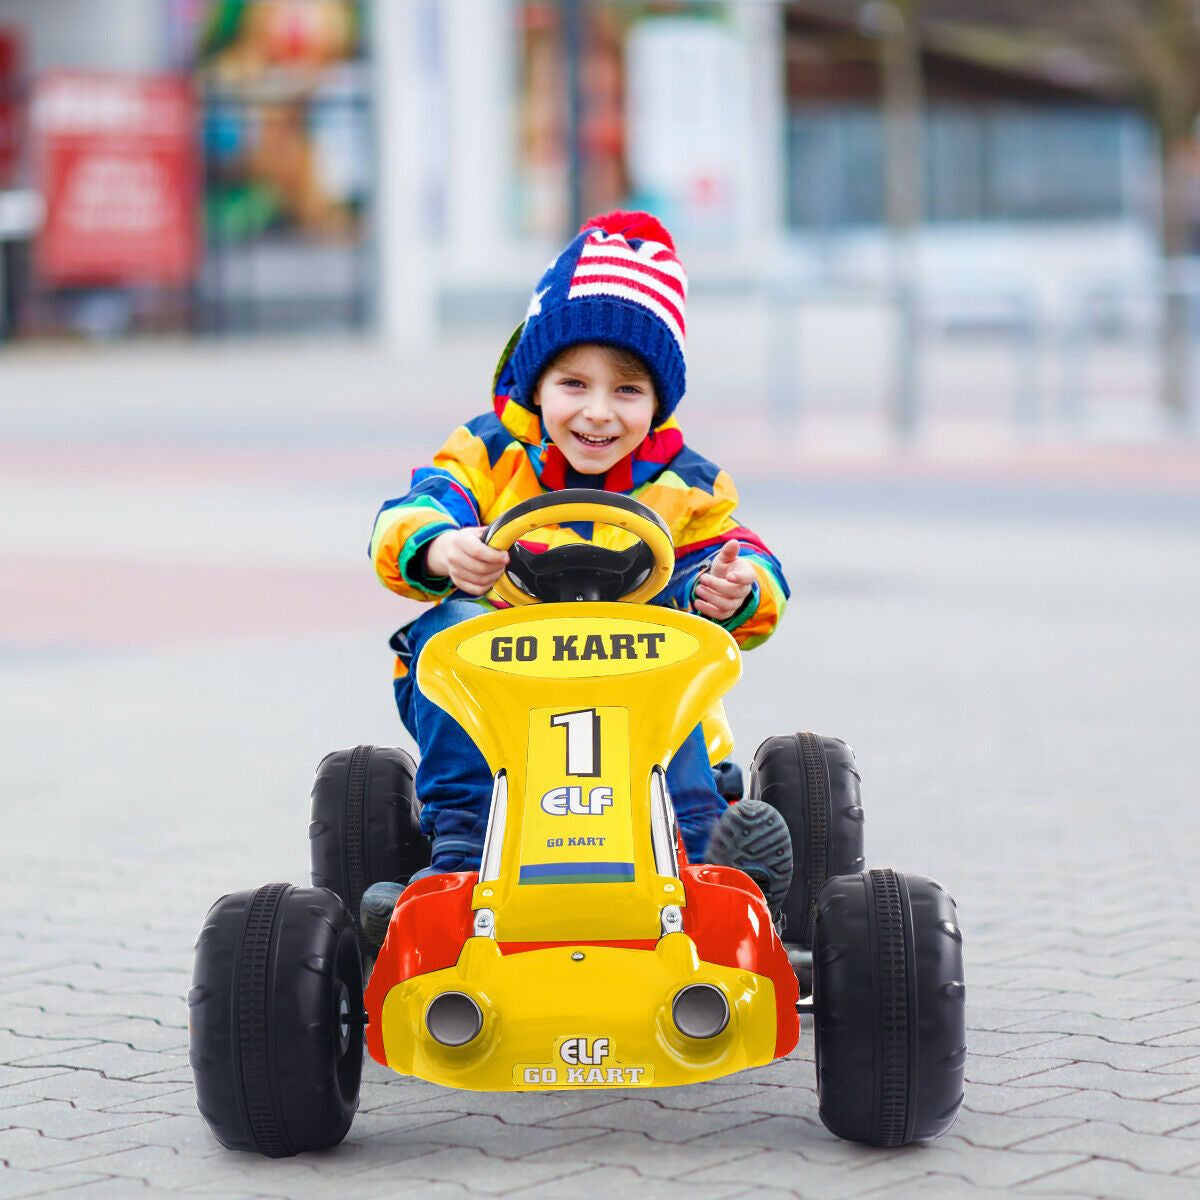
[{"x1": 0, "y1": 0, "x2": 161, "y2": 75}]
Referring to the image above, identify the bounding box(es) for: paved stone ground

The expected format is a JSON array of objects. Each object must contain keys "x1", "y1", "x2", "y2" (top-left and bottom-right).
[{"x1": 2, "y1": 339, "x2": 1200, "y2": 1198}]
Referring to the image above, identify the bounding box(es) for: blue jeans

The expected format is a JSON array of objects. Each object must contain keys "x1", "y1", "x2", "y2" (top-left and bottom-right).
[{"x1": 393, "y1": 598, "x2": 726, "y2": 875}]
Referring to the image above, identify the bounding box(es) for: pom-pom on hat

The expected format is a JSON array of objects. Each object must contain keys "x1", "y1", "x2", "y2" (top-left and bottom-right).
[{"x1": 510, "y1": 210, "x2": 688, "y2": 425}]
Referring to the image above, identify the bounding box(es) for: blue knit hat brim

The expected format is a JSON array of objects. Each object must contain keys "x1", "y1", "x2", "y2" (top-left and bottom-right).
[{"x1": 510, "y1": 296, "x2": 686, "y2": 426}]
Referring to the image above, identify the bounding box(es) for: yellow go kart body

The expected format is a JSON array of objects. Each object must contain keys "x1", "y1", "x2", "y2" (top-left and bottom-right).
[{"x1": 363, "y1": 600, "x2": 800, "y2": 1091}]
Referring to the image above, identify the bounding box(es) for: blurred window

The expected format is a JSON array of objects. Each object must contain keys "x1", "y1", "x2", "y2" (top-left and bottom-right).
[{"x1": 788, "y1": 102, "x2": 1147, "y2": 228}]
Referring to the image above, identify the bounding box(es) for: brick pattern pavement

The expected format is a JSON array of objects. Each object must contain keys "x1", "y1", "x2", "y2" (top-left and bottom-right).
[{"x1": 3, "y1": 361, "x2": 1200, "y2": 1198}]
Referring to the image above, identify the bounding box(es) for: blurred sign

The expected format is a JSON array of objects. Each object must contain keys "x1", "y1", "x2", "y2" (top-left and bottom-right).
[
  {"x1": 0, "y1": 28, "x2": 20, "y2": 187},
  {"x1": 626, "y1": 17, "x2": 751, "y2": 237},
  {"x1": 33, "y1": 72, "x2": 198, "y2": 286}
]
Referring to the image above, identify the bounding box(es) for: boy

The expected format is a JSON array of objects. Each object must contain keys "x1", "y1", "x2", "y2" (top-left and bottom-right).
[{"x1": 364, "y1": 211, "x2": 792, "y2": 947}]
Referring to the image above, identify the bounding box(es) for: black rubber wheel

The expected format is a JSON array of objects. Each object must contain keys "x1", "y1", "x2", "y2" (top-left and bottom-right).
[
  {"x1": 189, "y1": 883, "x2": 364, "y2": 1157},
  {"x1": 748, "y1": 732, "x2": 864, "y2": 948},
  {"x1": 812, "y1": 869, "x2": 966, "y2": 1147},
  {"x1": 309, "y1": 745, "x2": 428, "y2": 957}
]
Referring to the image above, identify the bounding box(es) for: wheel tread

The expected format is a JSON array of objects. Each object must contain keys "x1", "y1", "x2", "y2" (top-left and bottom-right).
[
  {"x1": 798, "y1": 731, "x2": 828, "y2": 945},
  {"x1": 236, "y1": 882, "x2": 291, "y2": 1158},
  {"x1": 869, "y1": 868, "x2": 909, "y2": 1147}
]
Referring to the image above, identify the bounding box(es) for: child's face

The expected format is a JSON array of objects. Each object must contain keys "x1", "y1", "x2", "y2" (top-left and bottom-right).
[{"x1": 533, "y1": 344, "x2": 657, "y2": 475}]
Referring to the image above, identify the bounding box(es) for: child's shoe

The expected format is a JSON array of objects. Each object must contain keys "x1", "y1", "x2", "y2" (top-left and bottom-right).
[
  {"x1": 360, "y1": 838, "x2": 485, "y2": 950},
  {"x1": 705, "y1": 799, "x2": 793, "y2": 927},
  {"x1": 360, "y1": 881, "x2": 406, "y2": 950}
]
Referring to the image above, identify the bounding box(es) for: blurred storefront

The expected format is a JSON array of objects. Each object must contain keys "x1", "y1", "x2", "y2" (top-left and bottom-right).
[
  {"x1": 0, "y1": 0, "x2": 372, "y2": 340},
  {"x1": 0, "y1": 0, "x2": 1176, "y2": 346}
]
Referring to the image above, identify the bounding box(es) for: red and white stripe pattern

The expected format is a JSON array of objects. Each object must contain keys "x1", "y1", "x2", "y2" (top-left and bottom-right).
[{"x1": 568, "y1": 231, "x2": 687, "y2": 348}]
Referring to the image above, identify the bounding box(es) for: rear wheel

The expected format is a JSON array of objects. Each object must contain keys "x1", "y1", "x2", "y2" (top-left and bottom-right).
[
  {"x1": 189, "y1": 883, "x2": 363, "y2": 1157},
  {"x1": 748, "y1": 732, "x2": 864, "y2": 948},
  {"x1": 812, "y1": 869, "x2": 966, "y2": 1146},
  {"x1": 309, "y1": 745, "x2": 428, "y2": 957}
]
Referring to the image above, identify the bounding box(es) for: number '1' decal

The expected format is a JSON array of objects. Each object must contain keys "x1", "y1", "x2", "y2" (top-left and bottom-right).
[{"x1": 551, "y1": 709, "x2": 601, "y2": 777}]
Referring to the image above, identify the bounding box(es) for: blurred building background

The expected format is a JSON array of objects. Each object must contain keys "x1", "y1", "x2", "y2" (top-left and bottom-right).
[{"x1": 0, "y1": 0, "x2": 1198, "y2": 434}]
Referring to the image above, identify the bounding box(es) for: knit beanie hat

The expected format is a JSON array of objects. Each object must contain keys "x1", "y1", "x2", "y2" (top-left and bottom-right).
[{"x1": 510, "y1": 210, "x2": 688, "y2": 425}]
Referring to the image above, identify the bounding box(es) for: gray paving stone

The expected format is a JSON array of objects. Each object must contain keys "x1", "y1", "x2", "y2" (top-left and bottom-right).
[
  {"x1": 0, "y1": 1073, "x2": 180, "y2": 1115},
  {"x1": 689, "y1": 1084, "x2": 816, "y2": 1121},
  {"x1": 59, "y1": 1142, "x2": 320, "y2": 1191},
  {"x1": 866, "y1": 1181, "x2": 1067, "y2": 1200},
  {"x1": 1016, "y1": 1117, "x2": 1200, "y2": 1173},
  {"x1": 76, "y1": 1021, "x2": 188, "y2": 1055},
  {"x1": 0, "y1": 1101, "x2": 156, "y2": 1141},
  {"x1": 0, "y1": 1068, "x2": 73, "y2": 1093},
  {"x1": 960, "y1": 1082, "x2": 1076, "y2": 1115},
  {"x1": 964, "y1": 1030, "x2": 1066, "y2": 1056},
  {"x1": 1164, "y1": 1118, "x2": 1200, "y2": 1137},
  {"x1": 1005, "y1": 1060, "x2": 1199, "y2": 1100},
  {"x1": 352, "y1": 1144, "x2": 578, "y2": 1195},
  {"x1": 1141, "y1": 1052, "x2": 1200, "y2": 1075},
  {"x1": 23, "y1": 1178, "x2": 157, "y2": 1198},
  {"x1": 1000, "y1": 1012, "x2": 1200, "y2": 1045},
  {"x1": 678, "y1": 1149, "x2": 933, "y2": 1199},
  {"x1": 360, "y1": 1113, "x2": 597, "y2": 1160},
  {"x1": 665, "y1": 1114, "x2": 847, "y2": 1162},
  {"x1": 175, "y1": 1191, "x2": 276, "y2": 1200},
  {"x1": 1, "y1": 1010, "x2": 116, "y2": 1041},
  {"x1": 0, "y1": 1126, "x2": 153, "y2": 1172},
  {"x1": 938, "y1": 1111, "x2": 1084, "y2": 1151},
  {"x1": 521, "y1": 1129, "x2": 761, "y2": 1181},
  {"x1": 1011, "y1": 1089, "x2": 1200, "y2": 1134},
  {"x1": 98, "y1": 1086, "x2": 199, "y2": 1119},
  {"x1": 513, "y1": 1164, "x2": 744, "y2": 1199},
  {"x1": 1000, "y1": 1035, "x2": 1200, "y2": 1072},
  {"x1": 864, "y1": 1141, "x2": 1091, "y2": 1190},
  {"x1": 367, "y1": 1087, "x2": 624, "y2": 1127},
  {"x1": 539, "y1": 1097, "x2": 766, "y2": 1144},
  {"x1": 17, "y1": 989, "x2": 185, "y2": 1028},
  {"x1": 0, "y1": 1167, "x2": 114, "y2": 1200},
  {"x1": 628, "y1": 1081, "x2": 768, "y2": 1111},
  {"x1": 96, "y1": 1113, "x2": 230, "y2": 1156},
  {"x1": 967, "y1": 1055, "x2": 1073, "y2": 1085},
  {"x1": 1145, "y1": 1027, "x2": 1200, "y2": 1047},
  {"x1": 1018, "y1": 1159, "x2": 1200, "y2": 1199}
]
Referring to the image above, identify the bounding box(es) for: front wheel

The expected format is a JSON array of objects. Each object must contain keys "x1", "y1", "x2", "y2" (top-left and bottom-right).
[
  {"x1": 812, "y1": 869, "x2": 966, "y2": 1146},
  {"x1": 189, "y1": 884, "x2": 363, "y2": 1157}
]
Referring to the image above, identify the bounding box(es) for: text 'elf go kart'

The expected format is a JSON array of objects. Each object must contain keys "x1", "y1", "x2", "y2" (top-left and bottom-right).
[{"x1": 189, "y1": 491, "x2": 966, "y2": 1158}]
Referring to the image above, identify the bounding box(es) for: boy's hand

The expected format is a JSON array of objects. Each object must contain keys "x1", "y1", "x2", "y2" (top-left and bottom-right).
[
  {"x1": 426, "y1": 528, "x2": 509, "y2": 595},
  {"x1": 694, "y1": 540, "x2": 755, "y2": 621}
]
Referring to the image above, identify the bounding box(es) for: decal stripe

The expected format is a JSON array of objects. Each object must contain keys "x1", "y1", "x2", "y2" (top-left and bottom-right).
[{"x1": 519, "y1": 861, "x2": 635, "y2": 885}]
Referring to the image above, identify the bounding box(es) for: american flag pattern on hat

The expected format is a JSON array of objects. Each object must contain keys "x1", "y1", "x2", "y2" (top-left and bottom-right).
[
  {"x1": 568, "y1": 230, "x2": 688, "y2": 349},
  {"x1": 509, "y1": 211, "x2": 690, "y2": 425}
]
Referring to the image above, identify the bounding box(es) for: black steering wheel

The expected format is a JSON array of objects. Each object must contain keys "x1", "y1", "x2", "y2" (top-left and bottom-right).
[{"x1": 482, "y1": 489, "x2": 675, "y2": 605}]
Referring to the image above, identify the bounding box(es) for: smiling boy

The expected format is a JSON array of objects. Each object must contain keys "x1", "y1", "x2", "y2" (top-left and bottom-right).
[{"x1": 365, "y1": 212, "x2": 792, "y2": 947}]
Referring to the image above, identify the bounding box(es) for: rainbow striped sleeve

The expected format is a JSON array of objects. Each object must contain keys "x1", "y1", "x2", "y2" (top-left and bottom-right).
[
  {"x1": 666, "y1": 470, "x2": 790, "y2": 649},
  {"x1": 369, "y1": 425, "x2": 496, "y2": 600}
]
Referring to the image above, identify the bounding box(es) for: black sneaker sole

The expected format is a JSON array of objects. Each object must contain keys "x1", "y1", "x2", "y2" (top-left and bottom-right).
[{"x1": 706, "y1": 798, "x2": 794, "y2": 916}]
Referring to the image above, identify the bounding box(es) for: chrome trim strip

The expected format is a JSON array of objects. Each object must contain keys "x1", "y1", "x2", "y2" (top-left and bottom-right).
[
  {"x1": 649, "y1": 767, "x2": 679, "y2": 879},
  {"x1": 479, "y1": 770, "x2": 507, "y2": 883}
]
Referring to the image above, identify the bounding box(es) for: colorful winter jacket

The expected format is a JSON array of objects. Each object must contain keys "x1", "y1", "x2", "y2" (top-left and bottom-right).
[{"x1": 370, "y1": 340, "x2": 789, "y2": 651}]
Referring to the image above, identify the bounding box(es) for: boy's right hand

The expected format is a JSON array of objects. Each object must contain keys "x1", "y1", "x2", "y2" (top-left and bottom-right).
[{"x1": 425, "y1": 528, "x2": 510, "y2": 596}]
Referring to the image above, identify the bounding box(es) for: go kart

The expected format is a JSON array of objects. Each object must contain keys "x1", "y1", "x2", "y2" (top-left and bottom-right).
[{"x1": 189, "y1": 490, "x2": 965, "y2": 1157}]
